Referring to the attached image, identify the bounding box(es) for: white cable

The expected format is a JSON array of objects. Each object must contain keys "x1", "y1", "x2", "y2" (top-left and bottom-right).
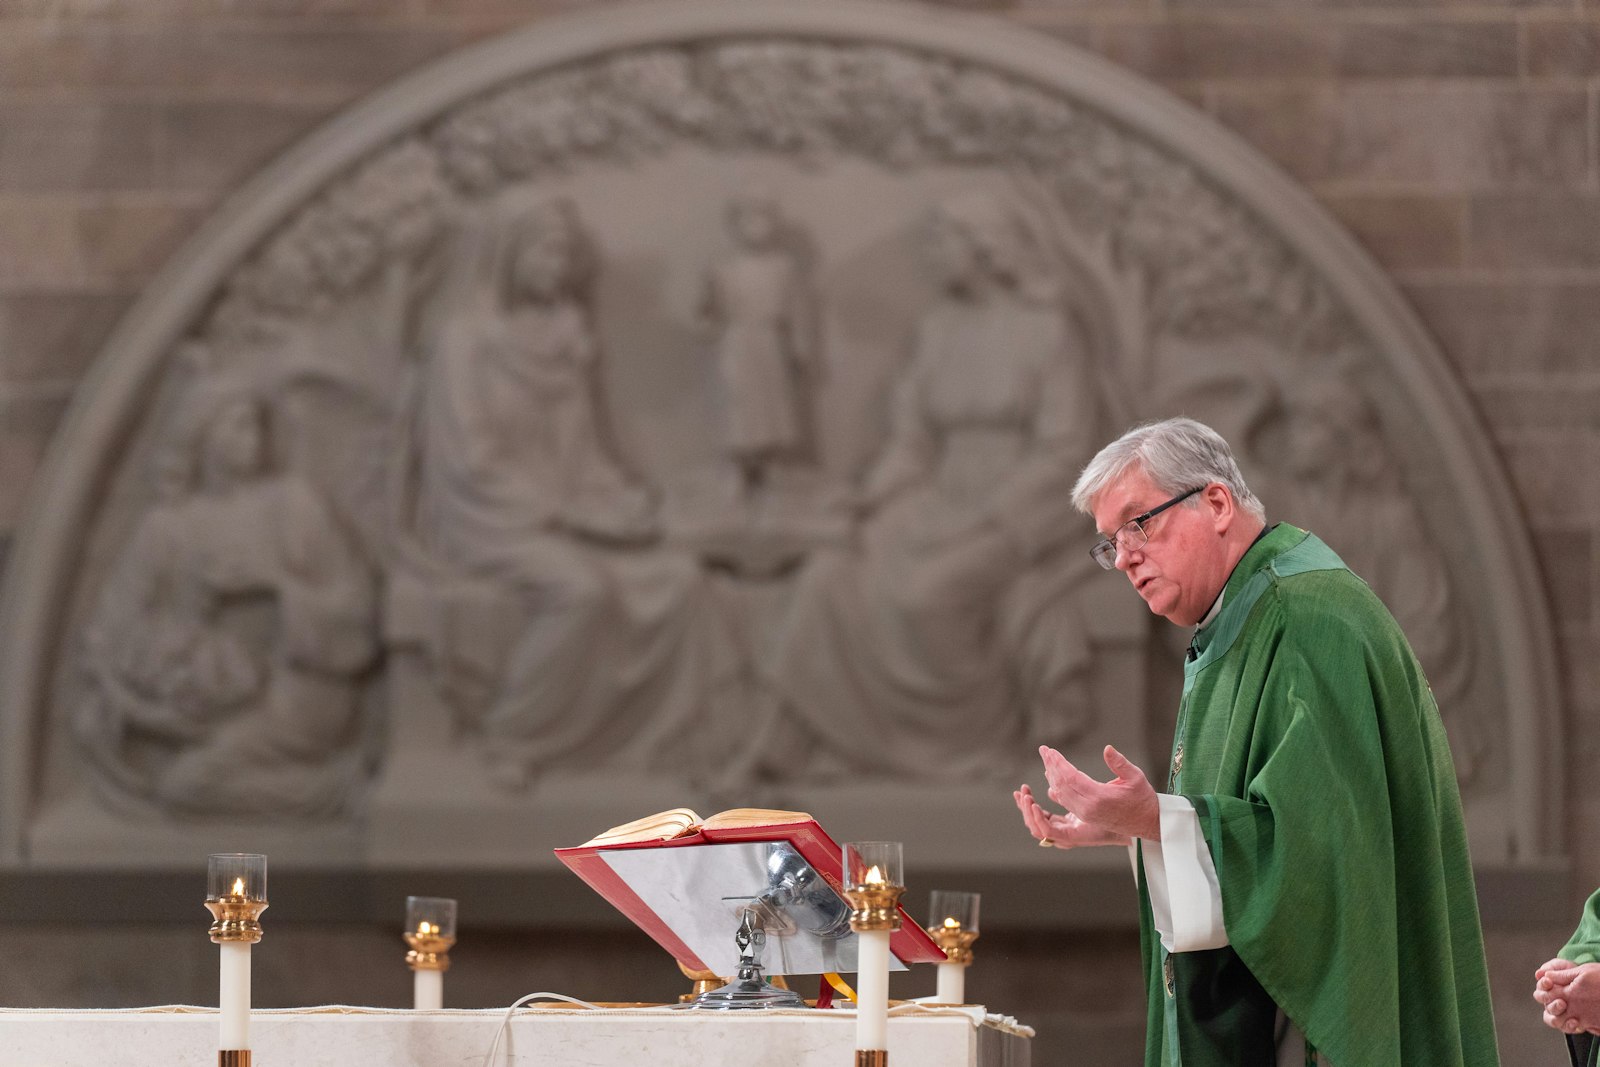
[
  {"x1": 479, "y1": 992, "x2": 693, "y2": 1066},
  {"x1": 481, "y1": 993, "x2": 589, "y2": 1066}
]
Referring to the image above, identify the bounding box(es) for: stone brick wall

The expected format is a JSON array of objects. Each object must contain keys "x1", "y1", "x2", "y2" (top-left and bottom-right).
[{"x1": 0, "y1": 0, "x2": 1594, "y2": 1059}]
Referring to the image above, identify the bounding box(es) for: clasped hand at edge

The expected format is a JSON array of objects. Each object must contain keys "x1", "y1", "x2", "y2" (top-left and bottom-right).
[
  {"x1": 1013, "y1": 743, "x2": 1161, "y2": 850},
  {"x1": 1535, "y1": 958, "x2": 1600, "y2": 1036}
]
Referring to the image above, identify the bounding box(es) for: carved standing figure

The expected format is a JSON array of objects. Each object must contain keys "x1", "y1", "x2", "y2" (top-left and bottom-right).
[
  {"x1": 698, "y1": 194, "x2": 820, "y2": 490},
  {"x1": 396, "y1": 197, "x2": 728, "y2": 789},
  {"x1": 771, "y1": 190, "x2": 1101, "y2": 777},
  {"x1": 76, "y1": 375, "x2": 379, "y2": 816}
]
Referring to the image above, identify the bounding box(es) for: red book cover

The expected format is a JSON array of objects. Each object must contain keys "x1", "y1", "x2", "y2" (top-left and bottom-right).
[{"x1": 555, "y1": 808, "x2": 946, "y2": 975}]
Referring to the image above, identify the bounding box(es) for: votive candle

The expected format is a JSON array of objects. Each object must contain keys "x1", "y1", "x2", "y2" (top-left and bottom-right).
[{"x1": 205, "y1": 853, "x2": 267, "y2": 1064}]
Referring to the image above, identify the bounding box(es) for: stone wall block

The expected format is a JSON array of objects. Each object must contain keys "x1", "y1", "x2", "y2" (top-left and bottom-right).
[
  {"x1": 1469, "y1": 381, "x2": 1600, "y2": 439},
  {"x1": 1404, "y1": 282, "x2": 1600, "y2": 376},
  {"x1": 0, "y1": 26, "x2": 468, "y2": 98},
  {"x1": 1534, "y1": 529, "x2": 1594, "y2": 623},
  {"x1": 1467, "y1": 193, "x2": 1600, "y2": 269},
  {"x1": 182, "y1": 27, "x2": 473, "y2": 98},
  {"x1": 0, "y1": 200, "x2": 87, "y2": 287},
  {"x1": 0, "y1": 390, "x2": 70, "y2": 530},
  {"x1": 1320, "y1": 192, "x2": 1465, "y2": 270},
  {"x1": 1336, "y1": 20, "x2": 1518, "y2": 78},
  {"x1": 1163, "y1": 0, "x2": 1567, "y2": 10},
  {"x1": 1212, "y1": 86, "x2": 1589, "y2": 188},
  {"x1": 1524, "y1": 19, "x2": 1600, "y2": 77},
  {"x1": 1096, "y1": 19, "x2": 1520, "y2": 80},
  {"x1": 414, "y1": 0, "x2": 639, "y2": 19},
  {"x1": 1498, "y1": 430, "x2": 1600, "y2": 526},
  {"x1": 1089, "y1": 22, "x2": 1337, "y2": 81},
  {"x1": 1564, "y1": 623, "x2": 1600, "y2": 759},
  {"x1": 156, "y1": 100, "x2": 334, "y2": 193},
  {"x1": 0, "y1": 197, "x2": 200, "y2": 288},
  {"x1": 73, "y1": 199, "x2": 201, "y2": 285},
  {"x1": 0, "y1": 102, "x2": 161, "y2": 192},
  {"x1": 0, "y1": 292, "x2": 128, "y2": 384},
  {"x1": 0, "y1": 1, "x2": 410, "y2": 16}
]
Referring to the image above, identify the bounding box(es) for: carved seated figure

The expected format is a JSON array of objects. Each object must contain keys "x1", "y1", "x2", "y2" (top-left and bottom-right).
[
  {"x1": 76, "y1": 383, "x2": 379, "y2": 817},
  {"x1": 392, "y1": 196, "x2": 730, "y2": 790},
  {"x1": 770, "y1": 190, "x2": 1103, "y2": 777}
]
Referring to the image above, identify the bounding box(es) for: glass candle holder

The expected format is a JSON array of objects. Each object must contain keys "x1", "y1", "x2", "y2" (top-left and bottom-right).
[
  {"x1": 927, "y1": 889, "x2": 981, "y2": 1004},
  {"x1": 928, "y1": 889, "x2": 980, "y2": 935},
  {"x1": 404, "y1": 895, "x2": 457, "y2": 1010},
  {"x1": 843, "y1": 841, "x2": 904, "y2": 891},
  {"x1": 207, "y1": 854, "x2": 267, "y2": 904},
  {"x1": 405, "y1": 896, "x2": 458, "y2": 943}
]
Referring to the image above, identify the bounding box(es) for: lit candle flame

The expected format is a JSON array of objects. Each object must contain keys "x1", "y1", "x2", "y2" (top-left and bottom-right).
[
  {"x1": 231, "y1": 876, "x2": 246, "y2": 898},
  {"x1": 943, "y1": 917, "x2": 961, "y2": 929},
  {"x1": 417, "y1": 921, "x2": 434, "y2": 937},
  {"x1": 864, "y1": 864, "x2": 885, "y2": 887}
]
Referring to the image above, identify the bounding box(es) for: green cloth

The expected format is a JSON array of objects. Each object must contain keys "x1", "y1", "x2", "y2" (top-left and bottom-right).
[
  {"x1": 1561, "y1": 888, "x2": 1600, "y2": 964},
  {"x1": 1137, "y1": 524, "x2": 1499, "y2": 1067}
]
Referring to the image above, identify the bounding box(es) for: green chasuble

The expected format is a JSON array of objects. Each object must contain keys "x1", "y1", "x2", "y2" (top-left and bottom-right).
[{"x1": 1137, "y1": 524, "x2": 1498, "y2": 1067}]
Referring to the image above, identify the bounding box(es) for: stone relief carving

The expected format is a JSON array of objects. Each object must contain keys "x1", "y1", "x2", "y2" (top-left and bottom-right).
[
  {"x1": 0, "y1": 7, "x2": 1549, "y2": 867},
  {"x1": 773, "y1": 189, "x2": 1101, "y2": 777},
  {"x1": 698, "y1": 194, "x2": 821, "y2": 492},
  {"x1": 80, "y1": 41, "x2": 1485, "y2": 801},
  {"x1": 388, "y1": 196, "x2": 728, "y2": 791},
  {"x1": 75, "y1": 355, "x2": 379, "y2": 816}
]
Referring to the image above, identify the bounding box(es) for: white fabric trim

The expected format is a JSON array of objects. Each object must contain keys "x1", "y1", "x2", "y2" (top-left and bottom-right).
[{"x1": 1138, "y1": 795, "x2": 1228, "y2": 952}]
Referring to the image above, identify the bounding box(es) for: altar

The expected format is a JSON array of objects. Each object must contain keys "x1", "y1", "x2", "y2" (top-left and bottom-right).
[{"x1": 0, "y1": 1004, "x2": 1032, "y2": 1066}]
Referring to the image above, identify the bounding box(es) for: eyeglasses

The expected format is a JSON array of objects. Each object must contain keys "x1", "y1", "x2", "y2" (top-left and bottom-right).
[{"x1": 1089, "y1": 486, "x2": 1205, "y2": 571}]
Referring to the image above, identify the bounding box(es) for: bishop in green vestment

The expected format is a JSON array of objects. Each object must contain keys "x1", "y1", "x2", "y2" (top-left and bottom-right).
[{"x1": 1015, "y1": 418, "x2": 1498, "y2": 1066}]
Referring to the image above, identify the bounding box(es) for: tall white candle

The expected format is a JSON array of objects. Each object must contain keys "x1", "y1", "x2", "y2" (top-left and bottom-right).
[
  {"x1": 414, "y1": 968, "x2": 443, "y2": 1011},
  {"x1": 855, "y1": 928, "x2": 890, "y2": 1051},
  {"x1": 219, "y1": 941, "x2": 251, "y2": 1050},
  {"x1": 936, "y1": 961, "x2": 965, "y2": 1005}
]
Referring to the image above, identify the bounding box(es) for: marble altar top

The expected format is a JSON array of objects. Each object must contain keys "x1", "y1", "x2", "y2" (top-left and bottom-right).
[{"x1": 0, "y1": 1003, "x2": 1032, "y2": 1066}]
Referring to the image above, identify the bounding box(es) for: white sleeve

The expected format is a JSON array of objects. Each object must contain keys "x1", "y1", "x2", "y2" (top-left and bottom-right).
[{"x1": 1137, "y1": 794, "x2": 1229, "y2": 952}]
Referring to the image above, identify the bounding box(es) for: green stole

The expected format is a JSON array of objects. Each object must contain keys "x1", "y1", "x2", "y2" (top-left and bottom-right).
[{"x1": 1137, "y1": 524, "x2": 1499, "y2": 1067}]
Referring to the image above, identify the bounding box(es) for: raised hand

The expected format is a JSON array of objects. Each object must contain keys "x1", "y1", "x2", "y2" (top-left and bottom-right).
[
  {"x1": 1040, "y1": 744, "x2": 1161, "y2": 842},
  {"x1": 1013, "y1": 783, "x2": 1131, "y2": 849}
]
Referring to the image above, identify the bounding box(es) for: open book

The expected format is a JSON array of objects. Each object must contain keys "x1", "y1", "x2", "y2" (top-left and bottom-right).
[
  {"x1": 555, "y1": 807, "x2": 946, "y2": 975},
  {"x1": 579, "y1": 807, "x2": 817, "y2": 847}
]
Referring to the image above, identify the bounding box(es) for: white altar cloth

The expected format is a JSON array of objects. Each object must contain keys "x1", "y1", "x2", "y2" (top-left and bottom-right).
[{"x1": 0, "y1": 1004, "x2": 1032, "y2": 1066}]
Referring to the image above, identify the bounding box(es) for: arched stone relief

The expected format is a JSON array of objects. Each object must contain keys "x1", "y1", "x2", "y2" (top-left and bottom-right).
[{"x1": 0, "y1": 0, "x2": 1558, "y2": 870}]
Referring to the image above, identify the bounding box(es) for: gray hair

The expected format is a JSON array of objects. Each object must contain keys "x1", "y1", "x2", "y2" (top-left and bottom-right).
[{"x1": 1071, "y1": 417, "x2": 1265, "y2": 521}]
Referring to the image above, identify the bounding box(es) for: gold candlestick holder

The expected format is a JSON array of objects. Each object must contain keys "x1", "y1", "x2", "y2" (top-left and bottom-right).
[
  {"x1": 404, "y1": 928, "x2": 456, "y2": 971},
  {"x1": 926, "y1": 889, "x2": 981, "y2": 966},
  {"x1": 843, "y1": 881, "x2": 905, "y2": 933},
  {"x1": 927, "y1": 922, "x2": 978, "y2": 966},
  {"x1": 403, "y1": 895, "x2": 457, "y2": 974},
  {"x1": 205, "y1": 895, "x2": 268, "y2": 945}
]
